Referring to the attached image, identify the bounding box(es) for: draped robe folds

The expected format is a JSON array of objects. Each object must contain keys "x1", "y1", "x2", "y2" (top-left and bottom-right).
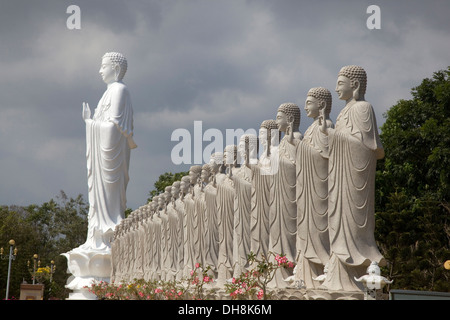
[
  {"x1": 128, "y1": 227, "x2": 137, "y2": 281},
  {"x1": 110, "y1": 234, "x2": 119, "y2": 282},
  {"x1": 204, "y1": 183, "x2": 220, "y2": 273},
  {"x1": 152, "y1": 214, "x2": 162, "y2": 279},
  {"x1": 134, "y1": 222, "x2": 145, "y2": 279},
  {"x1": 232, "y1": 167, "x2": 252, "y2": 278},
  {"x1": 122, "y1": 229, "x2": 133, "y2": 281},
  {"x1": 267, "y1": 137, "x2": 298, "y2": 288},
  {"x1": 174, "y1": 198, "x2": 185, "y2": 280},
  {"x1": 250, "y1": 160, "x2": 273, "y2": 260},
  {"x1": 194, "y1": 190, "x2": 206, "y2": 267},
  {"x1": 295, "y1": 120, "x2": 333, "y2": 289},
  {"x1": 83, "y1": 81, "x2": 136, "y2": 251},
  {"x1": 183, "y1": 192, "x2": 196, "y2": 277},
  {"x1": 159, "y1": 210, "x2": 169, "y2": 280},
  {"x1": 216, "y1": 176, "x2": 236, "y2": 285},
  {"x1": 166, "y1": 203, "x2": 179, "y2": 280},
  {"x1": 323, "y1": 100, "x2": 385, "y2": 292},
  {"x1": 143, "y1": 216, "x2": 153, "y2": 281},
  {"x1": 115, "y1": 233, "x2": 125, "y2": 282}
]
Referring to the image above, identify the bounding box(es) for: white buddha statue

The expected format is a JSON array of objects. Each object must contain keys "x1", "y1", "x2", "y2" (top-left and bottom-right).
[
  {"x1": 202, "y1": 153, "x2": 224, "y2": 278},
  {"x1": 269, "y1": 103, "x2": 302, "y2": 288},
  {"x1": 288, "y1": 87, "x2": 334, "y2": 289},
  {"x1": 321, "y1": 65, "x2": 385, "y2": 291},
  {"x1": 232, "y1": 134, "x2": 257, "y2": 278},
  {"x1": 183, "y1": 165, "x2": 202, "y2": 277},
  {"x1": 151, "y1": 195, "x2": 163, "y2": 280},
  {"x1": 81, "y1": 52, "x2": 137, "y2": 251},
  {"x1": 177, "y1": 175, "x2": 191, "y2": 280},
  {"x1": 216, "y1": 145, "x2": 238, "y2": 286},
  {"x1": 167, "y1": 181, "x2": 181, "y2": 281},
  {"x1": 250, "y1": 120, "x2": 278, "y2": 260},
  {"x1": 63, "y1": 52, "x2": 137, "y2": 298}
]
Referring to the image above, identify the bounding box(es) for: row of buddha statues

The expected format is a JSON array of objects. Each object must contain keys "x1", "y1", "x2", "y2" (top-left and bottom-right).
[{"x1": 110, "y1": 65, "x2": 386, "y2": 292}]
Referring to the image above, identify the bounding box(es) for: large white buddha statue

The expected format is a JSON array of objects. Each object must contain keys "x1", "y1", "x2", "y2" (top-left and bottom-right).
[
  {"x1": 81, "y1": 52, "x2": 137, "y2": 250},
  {"x1": 63, "y1": 52, "x2": 136, "y2": 299},
  {"x1": 288, "y1": 87, "x2": 334, "y2": 289},
  {"x1": 321, "y1": 65, "x2": 385, "y2": 292}
]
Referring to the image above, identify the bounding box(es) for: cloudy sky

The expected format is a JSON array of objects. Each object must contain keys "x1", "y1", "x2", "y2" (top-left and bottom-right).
[{"x1": 1, "y1": 0, "x2": 449, "y2": 210}]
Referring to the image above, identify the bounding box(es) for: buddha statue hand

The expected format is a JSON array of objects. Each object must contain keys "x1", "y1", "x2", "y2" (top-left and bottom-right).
[
  {"x1": 318, "y1": 107, "x2": 328, "y2": 135},
  {"x1": 286, "y1": 115, "x2": 295, "y2": 144},
  {"x1": 82, "y1": 102, "x2": 92, "y2": 122}
]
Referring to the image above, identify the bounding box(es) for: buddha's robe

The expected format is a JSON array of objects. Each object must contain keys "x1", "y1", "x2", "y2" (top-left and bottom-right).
[
  {"x1": 323, "y1": 100, "x2": 385, "y2": 291},
  {"x1": 83, "y1": 81, "x2": 137, "y2": 250},
  {"x1": 295, "y1": 119, "x2": 333, "y2": 288}
]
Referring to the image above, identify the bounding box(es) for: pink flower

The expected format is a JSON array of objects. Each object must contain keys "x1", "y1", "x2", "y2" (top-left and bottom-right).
[
  {"x1": 195, "y1": 263, "x2": 200, "y2": 268},
  {"x1": 257, "y1": 289, "x2": 264, "y2": 300}
]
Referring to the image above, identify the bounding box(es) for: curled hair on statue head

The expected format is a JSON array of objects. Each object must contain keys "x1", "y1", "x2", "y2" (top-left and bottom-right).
[
  {"x1": 338, "y1": 65, "x2": 367, "y2": 98},
  {"x1": 277, "y1": 103, "x2": 300, "y2": 130},
  {"x1": 103, "y1": 52, "x2": 128, "y2": 81},
  {"x1": 307, "y1": 87, "x2": 333, "y2": 115}
]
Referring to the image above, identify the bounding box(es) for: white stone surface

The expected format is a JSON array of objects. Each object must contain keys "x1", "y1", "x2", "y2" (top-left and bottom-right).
[{"x1": 63, "y1": 52, "x2": 136, "y2": 299}]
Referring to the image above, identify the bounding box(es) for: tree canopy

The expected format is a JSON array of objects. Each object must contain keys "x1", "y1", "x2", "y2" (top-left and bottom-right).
[
  {"x1": 375, "y1": 66, "x2": 450, "y2": 291},
  {"x1": 0, "y1": 191, "x2": 88, "y2": 299},
  {"x1": 147, "y1": 171, "x2": 189, "y2": 203}
]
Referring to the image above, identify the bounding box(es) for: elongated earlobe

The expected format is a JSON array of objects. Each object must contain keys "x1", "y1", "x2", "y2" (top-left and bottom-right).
[{"x1": 353, "y1": 80, "x2": 360, "y2": 100}]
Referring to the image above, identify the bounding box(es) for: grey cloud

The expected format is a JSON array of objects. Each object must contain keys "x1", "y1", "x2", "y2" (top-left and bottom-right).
[{"x1": 1, "y1": 0, "x2": 450, "y2": 210}]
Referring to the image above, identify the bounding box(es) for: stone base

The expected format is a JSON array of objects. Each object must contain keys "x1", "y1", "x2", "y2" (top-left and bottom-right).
[
  {"x1": 303, "y1": 288, "x2": 364, "y2": 300},
  {"x1": 62, "y1": 245, "x2": 112, "y2": 300},
  {"x1": 199, "y1": 287, "x2": 366, "y2": 300}
]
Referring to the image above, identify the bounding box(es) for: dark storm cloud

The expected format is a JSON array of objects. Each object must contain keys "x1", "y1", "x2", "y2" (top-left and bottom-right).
[{"x1": 1, "y1": 0, "x2": 449, "y2": 209}]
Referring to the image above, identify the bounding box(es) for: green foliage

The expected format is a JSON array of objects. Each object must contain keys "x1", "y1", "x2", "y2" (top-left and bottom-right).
[
  {"x1": 375, "y1": 66, "x2": 450, "y2": 292},
  {"x1": 147, "y1": 171, "x2": 189, "y2": 202},
  {"x1": 0, "y1": 191, "x2": 88, "y2": 300}
]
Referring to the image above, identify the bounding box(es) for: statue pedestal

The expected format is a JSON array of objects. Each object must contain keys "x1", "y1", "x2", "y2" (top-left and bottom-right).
[{"x1": 62, "y1": 246, "x2": 112, "y2": 300}]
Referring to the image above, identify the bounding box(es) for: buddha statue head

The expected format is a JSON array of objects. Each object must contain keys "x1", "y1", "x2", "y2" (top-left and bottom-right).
[
  {"x1": 150, "y1": 198, "x2": 158, "y2": 214},
  {"x1": 224, "y1": 145, "x2": 238, "y2": 166},
  {"x1": 239, "y1": 134, "x2": 259, "y2": 165},
  {"x1": 336, "y1": 65, "x2": 367, "y2": 102},
  {"x1": 276, "y1": 103, "x2": 300, "y2": 133},
  {"x1": 180, "y1": 175, "x2": 191, "y2": 198},
  {"x1": 189, "y1": 165, "x2": 202, "y2": 186},
  {"x1": 209, "y1": 152, "x2": 224, "y2": 174},
  {"x1": 157, "y1": 195, "x2": 165, "y2": 211},
  {"x1": 100, "y1": 52, "x2": 128, "y2": 84},
  {"x1": 260, "y1": 119, "x2": 279, "y2": 155},
  {"x1": 164, "y1": 186, "x2": 172, "y2": 205},
  {"x1": 201, "y1": 163, "x2": 212, "y2": 185},
  {"x1": 305, "y1": 87, "x2": 332, "y2": 119},
  {"x1": 171, "y1": 181, "x2": 180, "y2": 201}
]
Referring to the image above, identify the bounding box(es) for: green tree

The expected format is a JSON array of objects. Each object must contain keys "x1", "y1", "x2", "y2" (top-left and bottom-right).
[
  {"x1": 147, "y1": 171, "x2": 189, "y2": 203},
  {"x1": 0, "y1": 191, "x2": 88, "y2": 299},
  {"x1": 375, "y1": 67, "x2": 450, "y2": 291}
]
